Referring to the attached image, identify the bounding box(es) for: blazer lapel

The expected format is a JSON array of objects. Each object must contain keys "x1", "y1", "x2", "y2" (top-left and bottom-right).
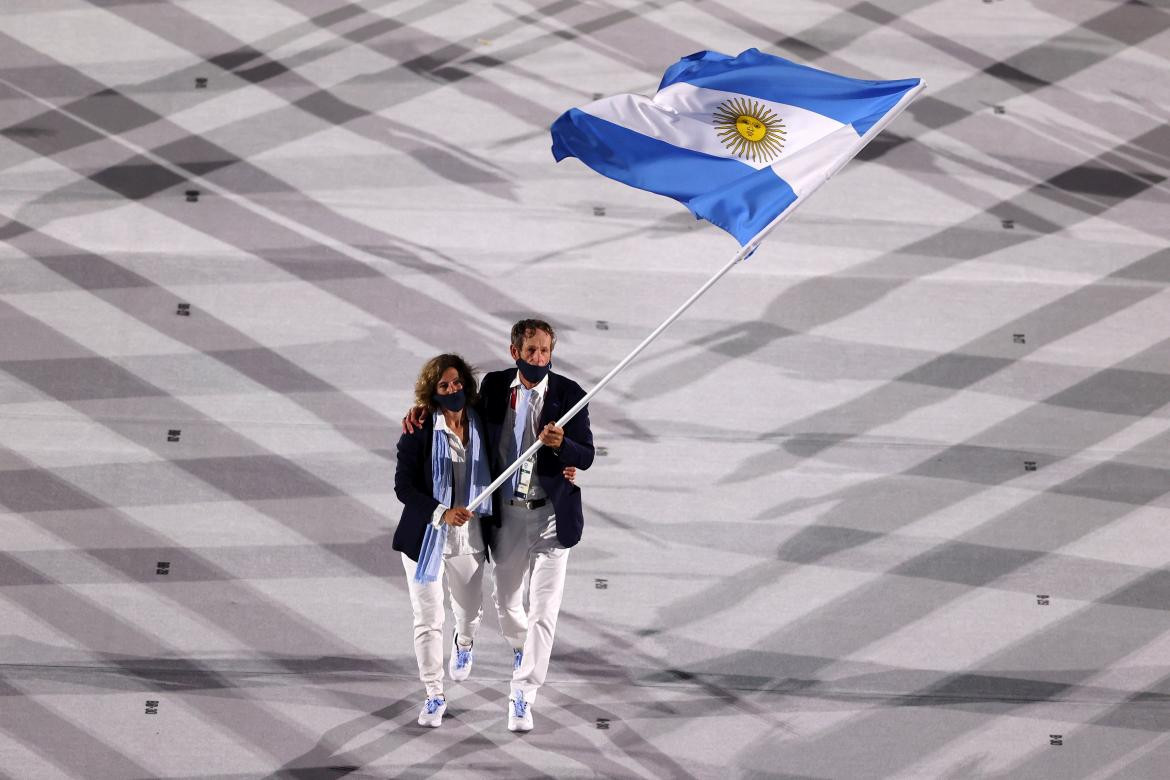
[
  {"x1": 422, "y1": 417, "x2": 434, "y2": 490},
  {"x1": 541, "y1": 373, "x2": 562, "y2": 426}
]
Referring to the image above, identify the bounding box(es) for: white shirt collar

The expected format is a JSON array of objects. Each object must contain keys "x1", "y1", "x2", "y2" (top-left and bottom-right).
[
  {"x1": 433, "y1": 411, "x2": 464, "y2": 440},
  {"x1": 510, "y1": 370, "x2": 549, "y2": 396}
]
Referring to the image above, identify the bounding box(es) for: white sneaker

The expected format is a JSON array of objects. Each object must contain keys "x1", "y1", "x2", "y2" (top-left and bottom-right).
[
  {"x1": 507, "y1": 690, "x2": 533, "y2": 732},
  {"x1": 449, "y1": 634, "x2": 473, "y2": 682},
  {"x1": 418, "y1": 695, "x2": 446, "y2": 727}
]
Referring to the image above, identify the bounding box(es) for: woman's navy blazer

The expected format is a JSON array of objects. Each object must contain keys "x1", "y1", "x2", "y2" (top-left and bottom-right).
[{"x1": 392, "y1": 413, "x2": 493, "y2": 561}]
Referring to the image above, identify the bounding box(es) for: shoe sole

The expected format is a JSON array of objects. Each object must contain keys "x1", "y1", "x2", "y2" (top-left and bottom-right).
[{"x1": 507, "y1": 711, "x2": 533, "y2": 732}]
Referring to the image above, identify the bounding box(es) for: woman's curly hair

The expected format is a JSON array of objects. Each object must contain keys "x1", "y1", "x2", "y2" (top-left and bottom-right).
[{"x1": 413, "y1": 353, "x2": 479, "y2": 412}]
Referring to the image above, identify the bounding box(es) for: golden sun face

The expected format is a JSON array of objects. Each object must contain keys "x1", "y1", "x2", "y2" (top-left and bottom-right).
[
  {"x1": 713, "y1": 98, "x2": 785, "y2": 163},
  {"x1": 737, "y1": 115, "x2": 767, "y2": 141}
]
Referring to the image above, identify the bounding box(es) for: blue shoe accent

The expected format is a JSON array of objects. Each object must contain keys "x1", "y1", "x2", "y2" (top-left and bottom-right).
[
  {"x1": 513, "y1": 648, "x2": 523, "y2": 671},
  {"x1": 512, "y1": 691, "x2": 528, "y2": 719},
  {"x1": 449, "y1": 634, "x2": 474, "y2": 681},
  {"x1": 419, "y1": 694, "x2": 447, "y2": 727},
  {"x1": 454, "y1": 646, "x2": 472, "y2": 671},
  {"x1": 507, "y1": 689, "x2": 533, "y2": 731}
]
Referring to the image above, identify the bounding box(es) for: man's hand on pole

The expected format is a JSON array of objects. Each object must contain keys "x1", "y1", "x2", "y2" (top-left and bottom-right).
[{"x1": 539, "y1": 423, "x2": 564, "y2": 450}]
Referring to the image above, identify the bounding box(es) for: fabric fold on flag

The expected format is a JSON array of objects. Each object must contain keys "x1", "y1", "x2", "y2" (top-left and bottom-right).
[{"x1": 551, "y1": 48, "x2": 924, "y2": 246}]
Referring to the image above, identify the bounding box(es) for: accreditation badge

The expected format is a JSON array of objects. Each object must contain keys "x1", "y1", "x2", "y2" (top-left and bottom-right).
[{"x1": 514, "y1": 455, "x2": 536, "y2": 498}]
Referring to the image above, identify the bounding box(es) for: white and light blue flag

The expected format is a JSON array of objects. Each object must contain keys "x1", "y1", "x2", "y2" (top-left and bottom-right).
[{"x1": 551, "y1": 48, "x2": 925, "y2": 246}]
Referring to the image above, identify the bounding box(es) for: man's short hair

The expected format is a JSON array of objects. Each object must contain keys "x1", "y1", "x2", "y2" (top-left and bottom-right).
[{"x1": 510, "y1": 318, "x2": 557, "y2": 351}]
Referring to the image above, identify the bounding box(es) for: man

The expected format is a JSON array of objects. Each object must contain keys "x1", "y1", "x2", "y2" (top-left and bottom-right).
[{"x1": 404, "y1": 318, "x2": 594, "y2": 732}]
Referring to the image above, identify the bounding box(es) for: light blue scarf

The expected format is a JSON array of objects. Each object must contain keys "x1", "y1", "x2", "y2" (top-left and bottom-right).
[{"x1": 414, "y1": 408, "x2": 493, "y2": 584}]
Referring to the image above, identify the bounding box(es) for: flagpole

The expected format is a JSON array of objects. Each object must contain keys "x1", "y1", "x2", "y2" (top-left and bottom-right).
[{"x1": 467, "y1": 237, "x2": 760, "y2": 512}]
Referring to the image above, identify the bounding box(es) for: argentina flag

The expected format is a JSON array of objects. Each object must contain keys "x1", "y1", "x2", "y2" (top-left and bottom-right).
[{"x1": 551, "y1": 48, "x2": 924, "y2": 246}]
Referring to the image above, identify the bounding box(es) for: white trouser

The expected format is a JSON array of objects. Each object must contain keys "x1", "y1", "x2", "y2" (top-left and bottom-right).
[
  {"x1": 492, "y1": 503, "x2": 569, "y2": 706},
  {"x1": 401, "y1": 550, "x2": 486, "y2": 697}
]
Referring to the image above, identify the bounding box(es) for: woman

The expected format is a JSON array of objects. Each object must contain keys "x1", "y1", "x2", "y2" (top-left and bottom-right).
[{"x1": 393, "y1": 354, "x2": 494, "y2": 728}]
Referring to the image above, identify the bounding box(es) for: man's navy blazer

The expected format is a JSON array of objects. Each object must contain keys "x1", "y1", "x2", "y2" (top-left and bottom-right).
[
  {"x1": 477, "y1": 368, "x2": 594, "y2": 548},
  {"x1": 392, "y1": 413, "x2": 493, "y2": 561}
]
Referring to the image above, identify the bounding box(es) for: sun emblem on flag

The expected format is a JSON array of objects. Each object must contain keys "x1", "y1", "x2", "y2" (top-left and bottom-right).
[{"x1": 713, "y1": 98, "x2": 785, "y2": 163}]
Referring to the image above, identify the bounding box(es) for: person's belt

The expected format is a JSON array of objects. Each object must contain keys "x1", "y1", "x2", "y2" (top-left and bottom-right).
[{"x1": 506, "y1": 497, "x2": 547, "y2": 510}]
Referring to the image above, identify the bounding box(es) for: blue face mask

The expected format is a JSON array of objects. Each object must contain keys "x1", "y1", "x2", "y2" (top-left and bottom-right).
[
  {"x1": 432, "y1": 389, "x2": 466, "y2": 412},
  {"x1": 515, "y1": 358, "x2": 551, "y2": 383}
]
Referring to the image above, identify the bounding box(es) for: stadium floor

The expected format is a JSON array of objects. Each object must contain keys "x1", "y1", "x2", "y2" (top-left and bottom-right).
[{"x1": 2, "y1": 1, "x2": 1169, "y2": 777}]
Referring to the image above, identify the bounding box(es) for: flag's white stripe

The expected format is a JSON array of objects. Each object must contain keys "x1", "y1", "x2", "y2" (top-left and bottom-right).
[
  {"x1": 743, "y1": 77, "x2": 927, "y2": 250},
  {"x1": 768, "y1": 123, "x2": 860, "y2": 198},
  {"x1": 579, "y1": 83, "x2": 847, "y2": 172},
  {"x1": 655, "y1": 82, "x2": 849, "y2": 162}
]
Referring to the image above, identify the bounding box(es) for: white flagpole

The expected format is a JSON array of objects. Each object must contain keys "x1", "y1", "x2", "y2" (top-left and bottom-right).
[{"x1": 467, "y1": 237, "x2": 759, "y2": 512}]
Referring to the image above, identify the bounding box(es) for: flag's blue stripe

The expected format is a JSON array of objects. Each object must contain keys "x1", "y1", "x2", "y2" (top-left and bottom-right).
[
  {"x1": 551, "y1": 108, "x2": 796, "y2": 246},
  {"x1": 658, "y1": 48, "x2": 921, "y2": 136}
]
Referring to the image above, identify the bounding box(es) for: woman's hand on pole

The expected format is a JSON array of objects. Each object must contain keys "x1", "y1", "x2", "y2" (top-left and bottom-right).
[{"x1": 442, "y1": 507, "x2": 473, "y2": 526}]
